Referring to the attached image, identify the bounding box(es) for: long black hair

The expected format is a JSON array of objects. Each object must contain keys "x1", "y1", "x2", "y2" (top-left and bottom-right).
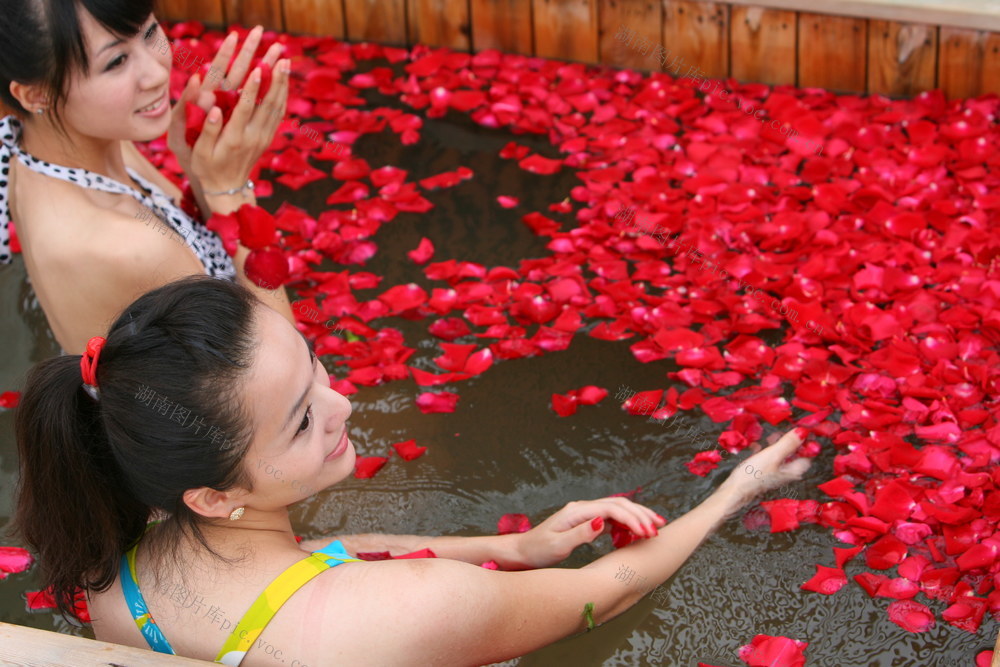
[
  {"x1": 12, "y1": 276, "x2": 260, "y2": 621},
  {"x1": 0, "y1": 0, "x2": 156, "y2": 130}
]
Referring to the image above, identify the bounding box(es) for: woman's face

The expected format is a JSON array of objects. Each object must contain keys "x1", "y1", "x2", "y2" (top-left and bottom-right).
[
  {"x1": 58, "y1": 10, "x2": 172, "y2": 141},
  {"x1": 241, "y1": 305, "x2": 356, "y2": 509}
]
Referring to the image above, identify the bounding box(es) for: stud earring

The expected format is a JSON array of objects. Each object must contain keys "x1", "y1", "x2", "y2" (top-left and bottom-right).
[
  {"x1": 35, "y1": 108, "x2": 45, "y2": 115},
  {"x1": 228, "y1": 507, "x2": 245, "y2": 521}
]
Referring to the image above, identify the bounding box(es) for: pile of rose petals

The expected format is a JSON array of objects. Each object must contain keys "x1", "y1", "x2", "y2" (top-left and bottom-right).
[{"x1": 119, "y1": 20, "x2": 1000, "y2": 654}]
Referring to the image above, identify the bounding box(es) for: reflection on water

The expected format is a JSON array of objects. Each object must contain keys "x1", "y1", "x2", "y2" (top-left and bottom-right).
[{"x1": 0, "y1": 70, "x2": 991, "y2": 666}]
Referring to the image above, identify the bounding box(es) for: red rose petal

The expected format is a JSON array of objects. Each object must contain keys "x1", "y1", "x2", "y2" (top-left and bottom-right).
[
  {"x1": 354, "y1": 455, "x2": 390, "y2": 479},
  {"x1": 497, "y1": 513, "x2": 532, "y2": 534},
  {"x1": 244, "y1": 248, "x2": 289, "y2": 289},
  {"x1": 887, "y1": 600, "x2": 936, "y2": 632},
  {"x1": 0, "y1": 547, "x2": 33, "y2": 576},
  {"x1": 415, "y1": 391, "x2": 459, "y2": 414},
  {"x1": 0, "y1": 391, "x2": 20, "y2": 409},
  {"x1": 391, "y1": 439, "x2": 428, "y2": 461},
  {"x1": 407, "y1": 237, "x2": 435, "y2": 264},
  {"x1": 800, "y1": 565, "x2": 848, "y2": 595},
  {"x1": 738, "y1": 634, "x2": 808, "y2": 667}
]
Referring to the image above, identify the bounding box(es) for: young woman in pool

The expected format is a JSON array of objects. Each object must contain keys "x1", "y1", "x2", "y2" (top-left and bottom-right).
[
  {"x1": 0, "y1": 0, "x2": 293, "y2": 355},
  {"x1": 13, "y1": 276, "x2": 811, "y2": 666}
]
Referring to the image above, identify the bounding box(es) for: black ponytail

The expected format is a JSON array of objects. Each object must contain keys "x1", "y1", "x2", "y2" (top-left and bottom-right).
[{"x1": 12, "y1": 276, "x2": 260, "y2": 621}]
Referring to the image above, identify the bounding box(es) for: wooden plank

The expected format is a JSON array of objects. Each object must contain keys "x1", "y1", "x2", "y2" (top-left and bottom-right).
[
  {"x1": 939, "y1": 27, "x2": 1000, "y2": 98},
  {"x1": 724, "y1": 0, "x2": 1000, "y2": 32},
  {"x1": 408, "y1": 0, "x2": 471, "y2": 50},
  {"x1": 730, "y1": 6, "x2": 796, "y2": 86},
  {"x1": 344, "y1": 0, "x2": 408, "y2": 45},
  {"x1": 599, "y1": 0, "x2": 662, "y2": 70},
  {"x1": 662, "y1": 1, "x2": 728, "y2": 79},
  {"x1": 223, "y1": 0, "x2": 284, "y2": 29},
  {"x1": 157, "y1": 0, "x2": 225, "y2": 25},
  {"x1": 533, "y1": 0, "x2": 599, "y2": 63},
  {"x1": 0, "y1": 622, "x2": 209, "y2": 666},
  {"x1": 284, "y1": 0, "x2": 346, "y2": 37},
  {"x1": 797, "y1": 13, "x2": 867, "y2": 92},
  {"x1": 470, "y1": 0, "x2": 533, "y2": 53},
  {"x1": 868, "y1": 20, "x2": 937, "y2": 97}
]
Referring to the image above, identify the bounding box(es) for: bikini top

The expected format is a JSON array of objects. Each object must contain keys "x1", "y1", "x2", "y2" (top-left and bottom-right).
[
  {"x1": 120, "y1": 535, "x2": 361, "y2": 666},
  {"x1": 0, "y1": 115, "x2": 235, "y2": 280}
]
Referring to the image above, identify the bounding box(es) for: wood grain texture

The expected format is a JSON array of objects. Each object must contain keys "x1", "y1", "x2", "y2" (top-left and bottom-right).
[
  {"x1": 344, "y1": 0, "x2": 408, "y2": 44},
  {"x1": 797, "y1": 13, "x2": 867, "y2": 92},
  {"x1": 533, "y1": 0, "x2": 599, "y2": 63},
  {"x1": 939, "y1": 27, "x2": 1000, "y2": 98},
  {"x1": 599, "y1": 0, "x2": 662, "y2": 70},
  {"x1": 284, "y1": 0, "x2": 345, "y2": 37},
  {"x1": 158, "y1": 0, "x2": 225, "y2": 25},
  {"x1": 223, "y1": 0, "x2": 284, "y2": 28},
  {"x1": 868, "y1": 20, "x2": 936, "y2": 97},
  {"x1": 663, "y1": 1, "x2": 728, "y2": 79},
  {"x1": 0, "y1": 621, "x2": 209, "y2": 666},
  {"x1": 470, "y1": 0, "x2": 533, "y2": 53},
  {"x1": 408, "y1": 0, "x2": 471, "y2": 50},
  {"x1": 725, "y1": 0, "x2": 1000, "y2": 32},
  {"x1": 730, "y1": 6, "x2": 796, "y2": 86}
]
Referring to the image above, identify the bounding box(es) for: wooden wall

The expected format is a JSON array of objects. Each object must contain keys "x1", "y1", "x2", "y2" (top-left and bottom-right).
[{"x1": 156, "y1": 0, "x2": 1000, "y2": 98}]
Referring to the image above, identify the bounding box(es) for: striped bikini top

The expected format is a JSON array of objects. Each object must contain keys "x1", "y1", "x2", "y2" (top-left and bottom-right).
[
  {"x1": 120, "y1": 535, "x2": 360, "y2": 666},
  {"x1": 0, "y1": 115, "x2": 235, "y2": 279}
]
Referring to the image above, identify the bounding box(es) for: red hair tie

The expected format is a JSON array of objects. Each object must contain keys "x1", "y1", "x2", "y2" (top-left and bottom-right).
[{"x1": 80, "y1": 336, "x2": 107, "y2": 399}]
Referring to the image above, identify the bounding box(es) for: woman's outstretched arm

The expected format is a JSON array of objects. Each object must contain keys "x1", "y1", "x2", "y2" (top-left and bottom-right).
[
  {"x1": 314, "y1": 428, "x2": 811, "y2": 665},
  {"x1": 299, "y1": 496, "x2": 669, "y2": 569}
]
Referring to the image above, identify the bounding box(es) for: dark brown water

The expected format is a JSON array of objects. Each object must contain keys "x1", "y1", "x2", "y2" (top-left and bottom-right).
[{"x1": 0, "y1": 77, "x2": 993, "y2": 667}]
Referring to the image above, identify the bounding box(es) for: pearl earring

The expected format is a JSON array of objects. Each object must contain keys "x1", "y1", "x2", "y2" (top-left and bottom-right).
[
  {"x1": 228, "y1": 507, "x2": 245, "y2": 521},
  {"x1": 35, "y1": 108, "x2": 45, "y2": 115}
]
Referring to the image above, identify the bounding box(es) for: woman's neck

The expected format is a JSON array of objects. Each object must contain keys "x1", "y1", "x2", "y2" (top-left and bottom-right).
[{"x1": 18, "y1": 116, "x2": 133, "y2": 185}]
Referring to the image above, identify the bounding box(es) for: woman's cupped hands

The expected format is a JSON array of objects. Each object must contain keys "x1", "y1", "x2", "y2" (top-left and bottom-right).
[{"x1": 167, "y1": 26, "x2": 290, "y2": 194}]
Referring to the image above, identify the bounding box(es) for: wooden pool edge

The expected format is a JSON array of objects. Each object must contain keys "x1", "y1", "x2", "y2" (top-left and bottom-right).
[
  {"x1": 156, "y1": 0, "x2": 1000, "y2": 100},
  {"x1": 0, "y1": 621, "x2": 210, "y2": 666}
]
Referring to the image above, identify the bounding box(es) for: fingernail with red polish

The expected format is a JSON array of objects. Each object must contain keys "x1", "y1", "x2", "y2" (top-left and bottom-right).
[{"x1": 591, "y1": 517, "x2": 604, "y2": 531}]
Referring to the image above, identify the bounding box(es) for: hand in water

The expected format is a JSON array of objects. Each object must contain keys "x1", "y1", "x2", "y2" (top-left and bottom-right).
[
  {"x1": 715, "y1": 427, "x2": 812, "y2": 517},
  {"x1": 515, "y1": 496, "x2": 667, "y2": 569}
]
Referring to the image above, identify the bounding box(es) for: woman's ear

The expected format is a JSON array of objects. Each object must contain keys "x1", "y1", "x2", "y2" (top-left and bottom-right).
[
  {"x1": 182, "y1": 486, "x2": 247, "y2": 520},
  {"x1": 8, "y1": 81, "x2": 49, "y2": 115}
]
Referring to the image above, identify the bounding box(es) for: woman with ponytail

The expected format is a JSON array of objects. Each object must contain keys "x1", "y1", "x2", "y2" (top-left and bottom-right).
[{"x1": 13, "y1": 276, "x2": 811, "y2": 666}]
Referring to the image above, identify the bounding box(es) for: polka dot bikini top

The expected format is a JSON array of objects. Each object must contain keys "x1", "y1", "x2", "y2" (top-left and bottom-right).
[{"x1": 0, "y1": 115, "x2": 235, "y2": 280}]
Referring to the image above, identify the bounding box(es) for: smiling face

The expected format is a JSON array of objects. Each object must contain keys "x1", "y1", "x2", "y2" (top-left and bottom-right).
[
  {"x1": 56, "y1": 10, "x2": 172, "y2": 141},
  {"x1": 239, "y1": 304, "x2": 356, "y2": 509}
]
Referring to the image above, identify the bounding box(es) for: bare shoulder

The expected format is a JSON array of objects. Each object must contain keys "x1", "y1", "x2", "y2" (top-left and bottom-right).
[{"x1": 264, "y1": 557, "x2": 593, "y2": 667}]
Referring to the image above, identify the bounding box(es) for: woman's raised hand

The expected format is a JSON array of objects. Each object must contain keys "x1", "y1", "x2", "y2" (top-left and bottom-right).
[
  {"x1": 714, "y1": 426, "x2": 812, "y2": 516},
  {"x1": 514, "y1": 497, "x2": 668, "y2": 569},
  {"x1": 167, "y1": 26, "x2": 290, "y2": 194}
]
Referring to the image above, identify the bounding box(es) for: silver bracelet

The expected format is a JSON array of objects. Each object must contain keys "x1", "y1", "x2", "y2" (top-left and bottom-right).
[{"x1": 204, "y1": 180, "x2": 255, "y2": 197}]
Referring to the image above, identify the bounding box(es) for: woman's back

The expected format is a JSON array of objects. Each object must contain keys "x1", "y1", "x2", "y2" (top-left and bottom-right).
[{"x1": 8, "y1": 130, "x2": 209, "y2": 349}]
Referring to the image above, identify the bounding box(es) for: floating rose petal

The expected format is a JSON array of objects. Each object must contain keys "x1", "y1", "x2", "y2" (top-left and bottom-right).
[
  {"x1": 392, "y1": 439, "x2": 428, "y2": 461},
  {"x1": 415, "y1": 391, "x2": 459, "y2": 414},
  {"x1": 887, "y1": 600, "x2": 936, "y2": 632},
  {"x1": 354, "y1": 455, "x2": 390, "y2": 479},
  {"x1": 407, "y1": 237, "x2": 435, "y2": 264},
  {"x1": 0, "y1": 392, "x2": 20, "y2": 409},
  {"x1": 738, "y1": 634, "x2": 808, "y2": 667},
  {"x1": 497, "y1": 196, "x2": 520, "y2": 208},
  {"x1": 800, "y1": 565, "x2": 848, "y2": 595},
  {"x1": 498, "y1": 513, "x2": 532, "y2": 534},
  {"x1": 0, "y1": 547, "x2": 33, "y2": 578}
]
